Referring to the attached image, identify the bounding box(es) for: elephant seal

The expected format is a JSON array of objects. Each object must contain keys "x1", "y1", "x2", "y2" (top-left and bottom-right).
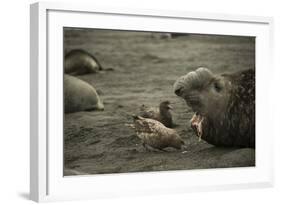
[
  {"x1": 173, "y1": 67, "x2": 255, "y2": 148},
  {"x1": 64, "y1": 49, "x2": 103, "y2": 75},
  {"x1": 131, "y1": 116, "x2": 184, "y2": 151},
  {"x1": 64, "y1": 74, "x2": 104, "y2": 113},
  {"x1": 139, "y1": 101, "x2": 173, "y2": 128}
]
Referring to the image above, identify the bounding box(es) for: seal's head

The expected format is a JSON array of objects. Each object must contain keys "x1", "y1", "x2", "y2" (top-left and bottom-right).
[
  {"x1": 174, "y1": 67, "x2": 232, "y2": 122},
  {"x1": 173, "y1": 67, "x2": 255, "y2": 148}
]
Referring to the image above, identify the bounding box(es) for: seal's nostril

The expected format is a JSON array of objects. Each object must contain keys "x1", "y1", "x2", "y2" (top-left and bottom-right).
[{"x1": 175, "y1": 87, "x2": 183, "y2": 96}]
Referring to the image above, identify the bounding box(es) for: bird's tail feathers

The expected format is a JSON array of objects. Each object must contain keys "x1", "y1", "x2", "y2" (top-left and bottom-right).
[
  {"x1": 132, "y1": 115, "x2": 143, "y2": 121},
  {"x1": 125, "y1": 123, "x2": 135, "y2": 129}
]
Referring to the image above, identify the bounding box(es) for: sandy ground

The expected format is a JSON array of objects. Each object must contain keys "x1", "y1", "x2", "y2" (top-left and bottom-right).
[{"x1": 63, "y1": 29, "x2": 255, "y2": 176}]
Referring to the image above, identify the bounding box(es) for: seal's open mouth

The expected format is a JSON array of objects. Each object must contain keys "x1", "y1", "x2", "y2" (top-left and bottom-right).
[{"x1": 190, "y1": 113, "x2": 206, "y2": 141}]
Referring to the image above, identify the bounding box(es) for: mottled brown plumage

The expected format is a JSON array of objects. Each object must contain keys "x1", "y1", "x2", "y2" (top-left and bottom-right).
[
  {"x1": 132, "y1": 116, "x2": 184, "y2": 151},
  {"x1": 139, "y1": 101, "x2": 173, "y2": 128}
]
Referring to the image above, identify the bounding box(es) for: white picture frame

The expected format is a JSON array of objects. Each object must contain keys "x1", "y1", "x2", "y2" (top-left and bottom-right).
[{"x1": 30, "y1": 2, "x2": 274, "y2": 202}]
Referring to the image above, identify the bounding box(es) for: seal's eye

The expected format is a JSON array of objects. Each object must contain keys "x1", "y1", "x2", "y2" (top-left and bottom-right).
[{"x1": 214, "y1": 81, "x2": 222, "y2": 92}]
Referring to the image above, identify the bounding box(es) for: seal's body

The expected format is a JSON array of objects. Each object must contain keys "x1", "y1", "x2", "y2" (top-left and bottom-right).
[
  {"x1": 64, "y1": 49, "x2": 103, "y2": 75},
  {"x1": 174, "y1": 67, "x2": 255, "y2": 148},
  {"x1": 64, "y1": 74, "x2": 104, "y2": 113}
]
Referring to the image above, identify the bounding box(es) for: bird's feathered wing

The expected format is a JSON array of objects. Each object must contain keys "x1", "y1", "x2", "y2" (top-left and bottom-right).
[{"x1": 133, "y1": 116, "x2": 177, "y2": 149}]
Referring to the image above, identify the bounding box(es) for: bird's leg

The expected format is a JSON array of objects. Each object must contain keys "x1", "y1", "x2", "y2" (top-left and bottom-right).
[
  {"x1": 142, "y1": 142, "x2": 165, "y2": 153},
  {"x1": 149, "y1": 146, "x2": 167, "y2": 153},
  {"x1": 142, "y1": 142, "x2": 151, "y2": 152},
  {"x1": 181, "y1": 145, "x2": 188, "y2": 151},
  {"x1": 156, "y1": 148, "x2": 168, "y2": 152}
]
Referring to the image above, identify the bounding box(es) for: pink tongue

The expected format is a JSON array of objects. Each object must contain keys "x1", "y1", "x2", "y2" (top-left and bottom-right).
[{"x1": 190, "y1": 113, "x2": 204, "y2": 141}]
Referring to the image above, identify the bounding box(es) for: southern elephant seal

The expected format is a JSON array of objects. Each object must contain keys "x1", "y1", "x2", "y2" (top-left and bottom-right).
[
  {"x1": 64, "y1": 74, "x2": 104, "y2": 113},
  {"x1": 64, "y1": 49, "x2": 103, "y2": 75},
  {"x1": 173, "y1": 67, "x2": 255, "y2": 148}
]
